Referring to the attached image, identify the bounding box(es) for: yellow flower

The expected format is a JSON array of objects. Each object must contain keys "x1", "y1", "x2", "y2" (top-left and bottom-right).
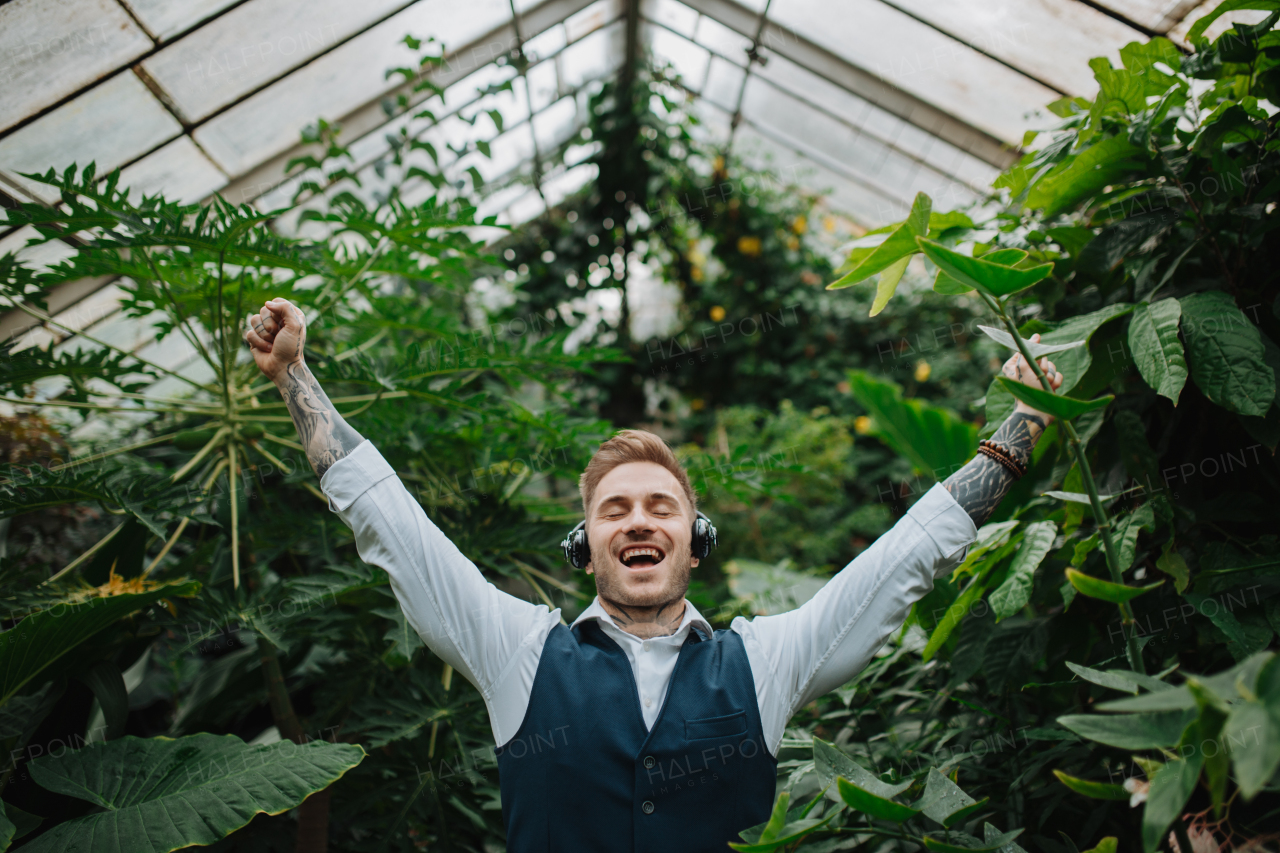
[
  {"x1": 691, "y1": 266, "x2": 704, "y2": 281},
  {"x1": 737, "y1": 236, "x2": 762, "y2": 257},
  {"x1": 914, "y1": 360, "x2": 932, "y2": 382},
  {"x1": 792, "y1": 216, "x2": 807, "y2": 234},
  {"x1": 710, "y1": 305, "x2": 726, "y2": 322},
  {"x1": 691, "y1": 398, "x2": 705, "y2": 411},
  {"x1": 854, "y1": 416, "x2": 872, "y2": 434}
]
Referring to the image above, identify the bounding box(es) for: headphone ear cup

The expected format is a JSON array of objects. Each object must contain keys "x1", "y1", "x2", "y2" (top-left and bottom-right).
[
  {"x1": 692, "y1": 517, "x2": 717, "y2": 560},
  {"x1": 572, "y1": 529, "x2": 590, "y2": 570}
]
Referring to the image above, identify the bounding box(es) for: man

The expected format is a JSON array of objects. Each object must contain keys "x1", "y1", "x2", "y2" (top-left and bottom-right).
[{"x1": 245, "y1": 297, "x2": 1063, "y2": 852}]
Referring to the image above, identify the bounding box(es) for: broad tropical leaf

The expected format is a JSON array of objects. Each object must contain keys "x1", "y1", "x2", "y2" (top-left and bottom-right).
[
  {"x1": 919, "y1": 768, "x2": 987, "y2": 828},
  {"x1": 1180, "y1": 291, "x2": 1275, "y2": 416},
  {"x1": 837, "y1": 777, "x2": 921, "y2": 821},
  {"x1": 1127, "y1": 299, "x2": 1187, "y2": 404},
  {"x1": 1057, "y1": 709, "x2": 1195, "y2": 749},
  {"x1": 828, "y1": 192, "x2": 930, "y2": 290},
  {"x1": 22, "y1": 734, "x2": 365, "y2": 853},
  {"x1": 0, "y1": 579, "x2": 199, "y2": 706},
  {"x1": 989, "y1": 521, "x2": 1057, "y2": 620},
  {"x1": 996, "y1": 377, "x2": 1113, "y2": 421},
  {"x1": 846, "y1": 371, "x2": 976, "y2": 477},
  {"x1": 916, "y1": 238, "x2": 1054, "y2": 298}
]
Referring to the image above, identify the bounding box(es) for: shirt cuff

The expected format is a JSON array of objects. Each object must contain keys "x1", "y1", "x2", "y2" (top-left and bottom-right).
[
  {"x1": 319, "y1": 440, "x2": 397, "y2": 512},
  {"x1": 906, "y1": 482, "x2": 979, "y2": 575}
]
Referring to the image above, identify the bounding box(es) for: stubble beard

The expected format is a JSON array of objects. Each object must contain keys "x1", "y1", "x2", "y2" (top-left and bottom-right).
[{"x1": 589, "y1": 541, "x2": 692, "y2": 609}]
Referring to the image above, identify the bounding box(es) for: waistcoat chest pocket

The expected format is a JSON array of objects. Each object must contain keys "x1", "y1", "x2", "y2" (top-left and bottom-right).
[{"x1": 685, "y1": 710, "x2": 747, "y2": 741}]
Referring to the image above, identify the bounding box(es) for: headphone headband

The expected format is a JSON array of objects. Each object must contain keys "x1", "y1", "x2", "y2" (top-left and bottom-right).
[{"x1": 560, "y1": 511, "x2": 717, "y2": 569}]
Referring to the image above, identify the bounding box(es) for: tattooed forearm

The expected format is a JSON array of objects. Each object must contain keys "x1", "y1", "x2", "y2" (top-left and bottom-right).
[
  {"x1": 944, "y1": 412, "x2": 1046, "y2": 527},
  {"x1": 276, "y1": 362, "x2": 365, "y2": 479}
]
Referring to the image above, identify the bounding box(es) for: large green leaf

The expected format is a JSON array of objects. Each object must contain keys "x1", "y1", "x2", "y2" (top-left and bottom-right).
[
  {"x1": 996, "y1": 377, "x2": 1113, "y2": 421},
  {"x1": 1065, "y1": 568, "x2": 1162, "y2": 603},
  {"x1": 1180, "y1": 291, "x2": 1275, "y2": 416},
  {"x1": 828, "y1": 192, "x2": 931, "y2": 290},
  {"x1": 1034, "y1": 303, "x2": 1135, "y2": 396},
  {"x1": 22, "y1": 734, "x2": 365, "y2": 853},
  {"x1": 837, "y1": 777, "x2": 921, "y2": 821},
  {"x1": 935, "y1": 249, "x2": 1028, "y2": 295},
  {"x1": 1222, "y1": 661, "x2": 1280, "y2": 799},
  {"x1": 846, "y1": 371, "x2": 977, "y2": 477},
  {"x1": 919, "y1": 768, "x2": 987, "y2": 828},
  {"x1": 916, "y1": 239, "x2": 1054, "y2": 298},
  {"x1": 1142, "y1": 754, "x2": 1204, "y2": 853},
  {"x1": 869, "y1": 255, "x2": 912, "y2": 317},
  {"x1": 989, "y1": 521, "x2": 1057, "y2": 621},
  {"x1": 1057, "y1": 709, "x2": 1195, "y2": 749},
  {"x1": 1187, "y1": 0, "x2": 1280, "y2": 41},
  {"x1": 813, "y1": 737, "x2": 912, "y2": 802},
  {"x1": 1066, "y1": 661, "x2": 1172, "y2": 694},
  {"x1": 0, "y1": 580, "x2": 199, "y2": 707},
  {"x1": 1128, "y1": 299, "x2": 1188, "y2": 404},
  {"x1": 1025, "y1": 136, "x2": 1146, "y2": 217}
]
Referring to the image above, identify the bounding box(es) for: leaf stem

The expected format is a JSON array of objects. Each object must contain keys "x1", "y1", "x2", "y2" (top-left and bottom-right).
[
  {"x1": 39, "y1": 521, "x2": 125, "y2": 585},
  {"x1": 979, "y1": 291, "x2": 1145, "y2": 673}
]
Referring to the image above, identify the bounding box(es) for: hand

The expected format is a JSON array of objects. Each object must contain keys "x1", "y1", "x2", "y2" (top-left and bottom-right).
[
  {"x1": 245, "y1": 298, "x2": 306, "y2": 384},
  {"x1": 1002, "y1": 333, "x2": 1063, "y2": 423}
]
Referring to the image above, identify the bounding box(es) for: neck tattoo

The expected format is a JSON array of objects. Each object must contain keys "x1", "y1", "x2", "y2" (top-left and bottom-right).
[{"x1": 600, "y1": 597, "x2": 687, "y2": 639}]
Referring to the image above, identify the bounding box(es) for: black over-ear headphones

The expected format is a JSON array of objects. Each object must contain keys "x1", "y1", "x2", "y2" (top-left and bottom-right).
[{"x1": 560, "y1": 511, "x2": 718, "y2": 570}]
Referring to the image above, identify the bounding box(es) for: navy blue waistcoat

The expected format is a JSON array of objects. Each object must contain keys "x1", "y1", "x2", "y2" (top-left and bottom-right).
[{"x1": 495, "y1": 620, "x2": 777, "y2": 852}]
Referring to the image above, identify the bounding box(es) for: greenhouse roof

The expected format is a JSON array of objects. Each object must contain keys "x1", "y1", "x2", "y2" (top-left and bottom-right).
[{"x1": 0, "y1": 0, "x2": 1265, "y2": 370}]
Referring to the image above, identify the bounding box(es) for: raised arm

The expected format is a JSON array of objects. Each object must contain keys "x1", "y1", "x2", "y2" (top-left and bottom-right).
[
  {"x1": 733, "y1": 342, "x2": 1062, "y2": 756},
  {"x1": 244, "y1": 300, "x2": 559, "y2": 747},
  {"x1": 244, "y1": 298, "x2": 363, "y2": 478}
]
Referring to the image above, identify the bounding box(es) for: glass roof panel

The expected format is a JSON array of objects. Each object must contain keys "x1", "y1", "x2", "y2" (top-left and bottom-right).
[
  {"x1": 884, "y1": 0, "x2": 1144, "y2": 96},
  {"x1": 645, "y1": 24, "x2": 712, "y2": 92},
  {"x1": 559, "y1": 20, "x2": 626, "y2": 89},
  {"x1": 0, "y1": 71, "x2": 181, "y2": 202},
  {"x1": 692, "y1": 14, "x2": 754, "y2": 67},
  {"x1": 1092, "y1": 0, "x2": 1202, "y2": 33},
  {"x1": 117, "y1": 137, "x2": 230, "y2": 204},
  {"x1": 702, "y1": 56, "x2": 746, "y2": 111},
  {"x1": 767, "y1": 0, "x2": 1061, "y2": 144},
  {"x1": 119, "y1": 0, "x2": 242, "y2": 42},
  {"x1": 191, "y1": 0, "x2": 512, "y2": 176},
  {"x1": 141, "y1": 0, "x2": 416, "y2": 124},
  {"x1": 565, "y1": 0, "x2": 624, "y2": 42},
  {"x1": 0, "y1": 0, "x2": 153, "y2": 133}
]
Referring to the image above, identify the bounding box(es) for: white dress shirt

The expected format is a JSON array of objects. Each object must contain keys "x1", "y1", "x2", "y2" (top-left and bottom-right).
[{"x1": 321, "y1": 441, "x2": 977, "y2": 757}]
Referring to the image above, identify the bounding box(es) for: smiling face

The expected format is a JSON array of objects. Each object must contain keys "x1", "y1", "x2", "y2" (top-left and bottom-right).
[{"x1": 584, "y1": 461, "x2": 700, "y2": 608}]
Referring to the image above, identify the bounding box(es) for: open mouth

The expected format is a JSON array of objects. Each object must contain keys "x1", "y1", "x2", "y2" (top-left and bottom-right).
[{"x1": 619, "y1": 545, "x2": 666, "y2": 569}]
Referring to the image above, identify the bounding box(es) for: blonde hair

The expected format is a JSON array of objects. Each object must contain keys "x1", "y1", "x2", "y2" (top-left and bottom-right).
[{"x1": 578, "y1": 429, "x2": 697, "y2": 517}]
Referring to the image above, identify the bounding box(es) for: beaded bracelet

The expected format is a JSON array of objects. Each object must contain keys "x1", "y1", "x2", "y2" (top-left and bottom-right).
[{"x1": 978, "y1": 440, "x2": 1027, "y2": 479}]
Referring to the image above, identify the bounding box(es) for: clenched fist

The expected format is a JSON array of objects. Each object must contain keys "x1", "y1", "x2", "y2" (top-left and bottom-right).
[{"x1": 244, "y1": 298, "x2": 307, "y2": 384}]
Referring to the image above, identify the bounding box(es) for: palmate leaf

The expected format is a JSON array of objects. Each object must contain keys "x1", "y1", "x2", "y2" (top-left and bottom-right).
[
  {"x1": 0, "y1": 341, "x2": 155, "y2": 400},
  {"x1": 846, "y1": 371, "x2": 976, "y2": 477},
  {"x1": 0, "y1": 579, "x2": 199, "y2": 706},
  {"x1": 21, "y1": 734, "x2": 364, "y2": 853},
  {"x1": 0, "y1": 460, "x2": 210, "y2": 538}
]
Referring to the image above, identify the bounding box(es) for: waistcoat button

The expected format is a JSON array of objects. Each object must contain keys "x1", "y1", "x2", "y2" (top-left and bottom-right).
[
  {"x1": 643, "y1": 755, "x2": 656, "y2": 769},
  {"x1": 642, "y1": 800, "x2": 655, "y2": 814}
]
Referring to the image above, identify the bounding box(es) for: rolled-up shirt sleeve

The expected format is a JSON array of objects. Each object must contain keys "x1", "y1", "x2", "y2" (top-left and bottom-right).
[
  {"x1": 320, "y1": 440, "x2": 559, "y2": 745},
  {"x1": 732, "y1": 483, "x2": 977, "y2": 755}
]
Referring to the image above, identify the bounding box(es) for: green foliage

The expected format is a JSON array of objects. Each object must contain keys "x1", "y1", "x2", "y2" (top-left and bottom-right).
[{"x1": 20, "y1": 734, "x2": 364, "y2": 853}]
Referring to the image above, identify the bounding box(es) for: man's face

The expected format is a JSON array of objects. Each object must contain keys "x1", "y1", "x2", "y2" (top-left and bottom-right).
[{"x1": 584, "y1": 461, "x2": 700, "y2": 607}]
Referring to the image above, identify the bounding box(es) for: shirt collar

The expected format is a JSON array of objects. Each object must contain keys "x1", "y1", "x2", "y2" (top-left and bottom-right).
[{"x1": 571, "y1": 596, "x2": 714, "y2": 641}]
